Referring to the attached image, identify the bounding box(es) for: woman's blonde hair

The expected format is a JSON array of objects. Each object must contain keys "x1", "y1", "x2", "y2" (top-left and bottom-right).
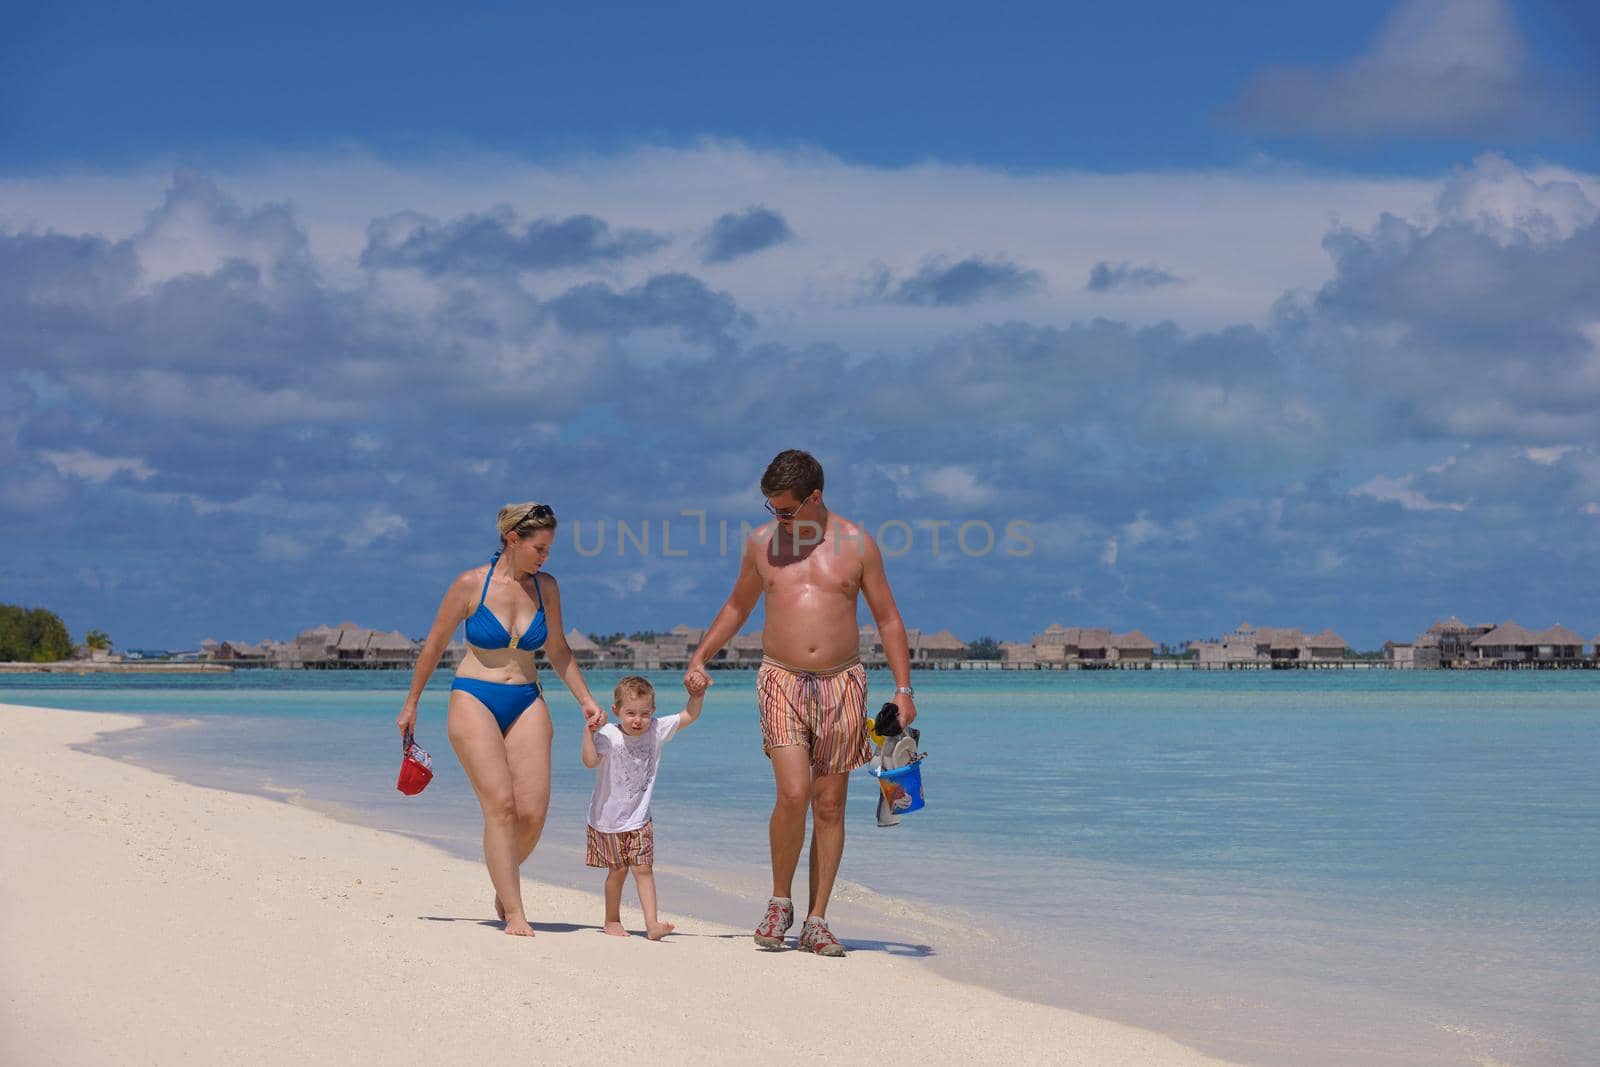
[{"x1": 497, "y1": 501, "x2": 557, "y2": 545}]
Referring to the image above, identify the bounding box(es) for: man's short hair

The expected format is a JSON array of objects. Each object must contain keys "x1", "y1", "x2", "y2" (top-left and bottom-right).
[
  {"x1": 761, "y1": 449, "x2": 824, "y2": 500},
  {"x1": 613, "y1": 675, "x2": 655, "y2": 706}
]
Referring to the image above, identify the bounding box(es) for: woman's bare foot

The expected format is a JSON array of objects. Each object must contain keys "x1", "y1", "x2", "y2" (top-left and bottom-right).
[
  {"x1": 646, "y1": 921, "x2": 676, "y2": 941},
  {"x1": 603, "y1": 921, "x2": 631, "y2": 937},
  {"x1": 494, "y1": 896, "x2": 506, "y2": 922},
  {"x1": 502, "y1": 915, "x2": 535, "y2": 937}
]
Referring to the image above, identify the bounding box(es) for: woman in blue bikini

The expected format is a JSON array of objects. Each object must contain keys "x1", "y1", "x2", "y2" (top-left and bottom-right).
[{"x1": 396, "y1": 501, "x2": 607, "y2": 937}]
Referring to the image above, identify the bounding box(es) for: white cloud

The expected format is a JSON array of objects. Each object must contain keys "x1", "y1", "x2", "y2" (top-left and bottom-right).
[
  {"x1": 1434, "y1": 155, "x2": 1598, "y2": 245},
  {"x1": 258, "y1": 532, "x2": 313, "y2": 562},
  {"x1": 41, "y1": 449, "x2": 156, "y2": 483},
  {"x1": 1351, "y1": 473, "x2": 1468, "y2": 511},
  {"x1": 1314, "y1": 546, "x2": 1347, "y2": 574},
  {"x1": 1100, "y1": 537, "x2": 1119, "y2": 567},
  {"x1": 603, "y1": 571, "x2": 648, "y2": 596},
  {"x1": 1231, "y1": 0, "x2": 1580, "y2": 139},
  {"x1": 340, "y1": 510, "x2": 409, "y2": 551},
  {"x1": 0, "y1": 470, "x2": 70, "y2": 514},
  {"x1": 6, "y1": 150, "x2": 1600, "y2": 648},
  {"x1": 67, "y1": 371, "x2": 362, "y2": 427},
  {"x1": 920, "y1": 465, "x2": 994, "y2": 507},
  {"x1": 1525, "y1": 445, "x2": 1575, "y2": 466},
  {"x1": 1121, "y1": 514, "x2": 1162, "y2": 548},
  {"x1": 0, "y1": 143, "x2": 1439, "y2": 340},
  {"x1": 132, "y1": 170, "x2": 309, "y2": 287}
]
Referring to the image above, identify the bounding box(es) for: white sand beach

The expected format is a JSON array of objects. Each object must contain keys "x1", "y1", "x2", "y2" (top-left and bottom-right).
[{"x1": 0, "y1": 703, "x2": 1240, "y2": 1066}]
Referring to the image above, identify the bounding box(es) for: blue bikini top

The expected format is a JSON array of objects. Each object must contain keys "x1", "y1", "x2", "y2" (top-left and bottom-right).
[{"x1": 464, "y1": 552, "x2": 548, "y2": 652}]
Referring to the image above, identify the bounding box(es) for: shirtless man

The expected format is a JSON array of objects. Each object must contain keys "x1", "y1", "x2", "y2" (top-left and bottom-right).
[{"x1": 684, "y1": 449, "x2": 917, "y2": 957}]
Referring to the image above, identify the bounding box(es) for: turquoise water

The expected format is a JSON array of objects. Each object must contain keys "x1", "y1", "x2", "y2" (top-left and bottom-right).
[{"x1": 5, "y1": 669, "x2": 1596, "y2": 1066}]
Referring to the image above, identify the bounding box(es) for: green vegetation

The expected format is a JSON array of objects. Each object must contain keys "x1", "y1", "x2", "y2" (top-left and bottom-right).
[
  {"x1": 0, "y1": 604, "x2": 73, "y2": 662},
  {"x1": 965, "y1": 635, "x2": 1002, "y2": 660},
  {"x1": 84, "y1": 629, "x2": 113, "y2": 652},
  {"x1": 587, "y1": 631, "x2": 661, "y2": 646}
]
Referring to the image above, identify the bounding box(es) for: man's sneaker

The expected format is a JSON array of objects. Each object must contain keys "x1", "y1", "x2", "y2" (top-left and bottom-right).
[
  {"x1": 754, "y1": 897, "x2": 794, "y2": 948},
  {"x1": 798, "y1": 916, "x2": 846, "y2": 957}
]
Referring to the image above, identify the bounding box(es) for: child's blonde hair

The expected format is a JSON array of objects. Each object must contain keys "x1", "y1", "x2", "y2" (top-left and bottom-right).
[{"x1": 613, "y1": 675, "x2": 655, "y2": 707}]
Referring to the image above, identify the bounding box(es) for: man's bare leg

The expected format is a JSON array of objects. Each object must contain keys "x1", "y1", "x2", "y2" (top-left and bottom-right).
[
  {"x1": 768, "y1": 746, "x2": 812, "y2": 898},
  {"x1": 805, "y1": 770, "x2": 849, "y2": 919}
]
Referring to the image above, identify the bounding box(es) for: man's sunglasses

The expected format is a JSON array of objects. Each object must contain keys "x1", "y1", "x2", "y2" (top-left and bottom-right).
[{"x1": 764, "y1": 495, "x2": 810, "y2": 520}]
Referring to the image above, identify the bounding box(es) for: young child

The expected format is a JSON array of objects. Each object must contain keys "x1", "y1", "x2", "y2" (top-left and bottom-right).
[{"x1": 582, "y1": 674, "x2": 705, "y2": 939}]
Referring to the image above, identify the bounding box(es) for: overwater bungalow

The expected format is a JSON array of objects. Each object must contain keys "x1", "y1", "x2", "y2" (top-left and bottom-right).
[
  {"x1": 911, "y1": 628, "x2": 967, "y2": 666},
  {"x1": 209, "y1": 640, "x2": 270, "y2": 664},
  {"x1": 1384, "y1": 641, "x2": 1441, "y2": 669},
  {"x1": 1112, "y1": 629, "x2": 1158, "y2": 663},
  {"x1": 560, "y1": 628, "x2": 602, "y2": 666},
  {"x1": 1193, "y1": 623, "x2": 1352, "y2": 666},
  {"x1": 616, "y1": 625, "x2": 705, "y2": 671},
  {"x1": 1306, "y1": 629, "x2": 1351, "y2": 661},
  {"x1": 1016, "y1": 624, "x2": 1161, "y2": 667},
  {"x1": 856, "y1": 626, "x2": 889, "y2": 668},
  {"x1": 1470, "y1": 621, "x2": 1586, "y2": 667},
  {"x1": 1413, "y1": 617, "x2": 1494, "y2": 667},
  {"x1": 999, "y1": 640, "x2": 1039, "y2": 667},
  {"x1": 730, "y1": 631, "x2": 767, "y2": 666}
]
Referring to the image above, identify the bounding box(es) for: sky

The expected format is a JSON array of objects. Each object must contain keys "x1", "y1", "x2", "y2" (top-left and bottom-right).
[{"x1": 2, "y1": 0, "x2": 1599, "y2": 650}]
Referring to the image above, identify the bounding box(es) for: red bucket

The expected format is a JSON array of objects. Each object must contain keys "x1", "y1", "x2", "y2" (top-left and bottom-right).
[{"x1": 397, "y1": 732, "x2": 434, "y2": 796}]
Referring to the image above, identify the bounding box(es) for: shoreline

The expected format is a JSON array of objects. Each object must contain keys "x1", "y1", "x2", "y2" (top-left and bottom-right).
[
  {"x1": 0, "y1": 701, "x2": 1239, "y2": 1066},
  {"x1": 0, "y1": 661, "x2": 234, "y2": 674}
]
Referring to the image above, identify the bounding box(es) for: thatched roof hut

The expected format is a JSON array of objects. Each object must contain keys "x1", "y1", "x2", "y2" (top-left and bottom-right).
[
  {"x1": 1268, "y1": 629, "x2": 1305, "y2": 651},
  {"x1": 1113, "y1": 629, "x2": 1157, "y2": 650},
  {"x1": 1000, "y1": 641, "x2": 1039, "y2": 665},
  {"x1": 1472, "y1": 621, "x2": 1541, "y2": 647},
  {"x1": 731, "y1": 631, "x2": 766, "y2": 662},
  {"x1": 562, "y1": 628, "x2": 601, "y2": 664},
  {"x1": 1537, "y1": 624, "x2": 1584, "y2": 647},
  {"x1": 912, "y1": 628, "x2": 966, "y2": 661}
]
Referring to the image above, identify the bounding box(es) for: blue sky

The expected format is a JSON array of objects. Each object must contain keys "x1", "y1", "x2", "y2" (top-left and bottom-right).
[{"x1": 2, "y1": 0, "x2": 1599, "y2": 649}]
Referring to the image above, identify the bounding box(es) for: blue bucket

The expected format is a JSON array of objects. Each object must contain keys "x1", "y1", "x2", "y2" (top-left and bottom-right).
[{"x1": 869, "y1": 759, "x2": 925, "y2": 815}]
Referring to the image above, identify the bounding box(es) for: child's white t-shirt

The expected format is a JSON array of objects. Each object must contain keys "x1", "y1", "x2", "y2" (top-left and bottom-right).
[{"x1": 587, "y1": 714, "x2": 681, "y2": 833}]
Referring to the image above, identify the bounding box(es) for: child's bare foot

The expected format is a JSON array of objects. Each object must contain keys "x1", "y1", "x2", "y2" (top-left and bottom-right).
[
  {"x1": 646, "y1": 921, "x2": 675, "y2": 941},
  {"x1": 502, "y1": 914, "x2": 535, "y2": 937},
  {"x1": 603, "y1": 921, "x2": 632, "y2": 937}
]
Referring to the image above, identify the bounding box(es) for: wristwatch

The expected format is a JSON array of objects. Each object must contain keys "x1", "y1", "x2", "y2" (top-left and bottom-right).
[{"x1": 894, "y1": 685, "x2": 914, "y2": 697}]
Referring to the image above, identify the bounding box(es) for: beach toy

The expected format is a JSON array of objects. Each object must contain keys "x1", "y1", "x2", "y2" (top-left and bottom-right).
[
  {"x1": 397, "y1": 731, "x2": 434, "y2": 796},
  {"x1": 868, "y1": 757, "x2": 925, "y2": 816},
  {"x1": 869, "y1": 713, "x2": 925, "y2": 826}
]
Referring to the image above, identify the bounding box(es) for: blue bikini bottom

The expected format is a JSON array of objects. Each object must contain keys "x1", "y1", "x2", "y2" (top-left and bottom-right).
[{"x1": 451, "y1": 678, "x2": 542, "y2": 734}]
